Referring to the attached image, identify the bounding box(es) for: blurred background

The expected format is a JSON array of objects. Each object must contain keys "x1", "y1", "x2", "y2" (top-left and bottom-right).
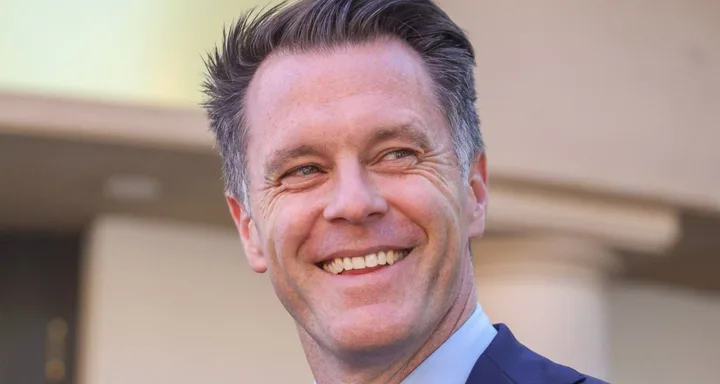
[{"x1": 0, "y1": 0, "x2": 718, "y2": 383}]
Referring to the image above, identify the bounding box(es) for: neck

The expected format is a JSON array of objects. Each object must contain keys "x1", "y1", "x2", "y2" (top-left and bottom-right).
[{"x1": 303, "y1": 259, "x2": 478, "y2": 384}]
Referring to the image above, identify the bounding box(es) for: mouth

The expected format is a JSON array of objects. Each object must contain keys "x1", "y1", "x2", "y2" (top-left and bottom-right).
[{"x1": 317, "y1": 248, "x2": 412, "y2": 275}]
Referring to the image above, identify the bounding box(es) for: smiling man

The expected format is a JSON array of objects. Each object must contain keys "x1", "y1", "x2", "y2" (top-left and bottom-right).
[{"x1": 202, "y1": 1, "x2": 606, "y2": 383}]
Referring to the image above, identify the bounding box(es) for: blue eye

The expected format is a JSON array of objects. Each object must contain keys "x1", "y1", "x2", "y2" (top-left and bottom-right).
[
  {"x1": 289, "y1": 165, "x2": 320, "y2": 177},
  {"x1": 384, "y1": 149, "x2": 416, "y2": 160}
]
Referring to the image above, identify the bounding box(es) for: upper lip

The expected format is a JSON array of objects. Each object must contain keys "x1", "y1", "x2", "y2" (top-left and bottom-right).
[{"x1": 316, "y1": 245, "x2": 413, "y2": 264}]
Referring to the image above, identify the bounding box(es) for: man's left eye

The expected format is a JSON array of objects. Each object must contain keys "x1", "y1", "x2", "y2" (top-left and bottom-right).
[{"x1": 382, "y1": 149, "x2": 416, "y2": 160}]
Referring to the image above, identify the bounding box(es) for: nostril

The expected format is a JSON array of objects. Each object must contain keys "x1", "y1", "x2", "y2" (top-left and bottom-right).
[{"x1": 322, "y1": 180, "x2": 389, "y2": 223}]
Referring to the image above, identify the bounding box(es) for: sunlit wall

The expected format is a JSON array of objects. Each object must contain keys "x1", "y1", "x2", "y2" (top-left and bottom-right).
[{"x1": 0, "y1": 0, "x2": 266, "y2": 106}]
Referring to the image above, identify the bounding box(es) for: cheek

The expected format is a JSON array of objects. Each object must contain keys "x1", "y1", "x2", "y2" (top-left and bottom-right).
[
  {"x1": 258, "y1": 193, "x2": 324, "y2": 318},
  {"x1": 262, "y1": 193, "x2": 323, "y2": 269},
  {"x1": 383, "y1": 174, "x2": 463, "y2": 234},
  {"x1": 383, "y1": 175, "x2": 467, "y2": 277}
]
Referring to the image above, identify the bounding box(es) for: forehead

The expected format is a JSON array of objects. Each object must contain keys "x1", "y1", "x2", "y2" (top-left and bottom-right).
[{"x1": 243, "y1": 39, "x2": 447, "y2": 169}]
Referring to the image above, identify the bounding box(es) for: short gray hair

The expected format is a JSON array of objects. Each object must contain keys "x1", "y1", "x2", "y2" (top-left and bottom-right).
[{"x1": 203, "y1": 0, "x2": 483, "y2": 211}]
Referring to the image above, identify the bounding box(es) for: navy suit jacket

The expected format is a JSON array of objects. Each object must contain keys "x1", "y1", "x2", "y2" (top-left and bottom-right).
[{"x1": 465, "y1": 324, "x2": 609, "y2": 384}]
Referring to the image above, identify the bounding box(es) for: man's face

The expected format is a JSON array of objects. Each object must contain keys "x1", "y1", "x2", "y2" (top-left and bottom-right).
[{"x1": 230, "y1": 39, "x2": 487, "y2": 356}]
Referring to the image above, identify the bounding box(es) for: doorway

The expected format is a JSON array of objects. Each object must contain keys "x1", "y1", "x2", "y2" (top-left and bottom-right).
[{"x1": 0, "y1": 232, "x2": 81, "y2": 384}]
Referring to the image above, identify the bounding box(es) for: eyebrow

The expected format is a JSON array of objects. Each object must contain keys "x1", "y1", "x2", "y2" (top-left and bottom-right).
[{"x1": 367, "y1": 125, "x2": 433, "y2": 152}]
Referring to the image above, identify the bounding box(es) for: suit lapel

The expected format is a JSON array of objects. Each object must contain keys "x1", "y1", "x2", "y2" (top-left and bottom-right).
[
  {"x1": 464, "y1": 354, "x2": 515, "y2": 384},
  {"x1": 464, "y1": 324, "x2": 587, "y2": 384}
]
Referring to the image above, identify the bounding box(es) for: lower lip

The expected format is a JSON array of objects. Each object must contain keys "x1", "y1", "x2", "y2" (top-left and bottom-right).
[{"x1": 341, "y1": 265, "x2": 390, "y2": 275}]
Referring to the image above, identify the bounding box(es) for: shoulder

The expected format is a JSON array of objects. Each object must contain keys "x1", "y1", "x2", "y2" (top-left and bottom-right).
[{"x1": 466, "y1": 324, "x2": 609, "y2": 384}]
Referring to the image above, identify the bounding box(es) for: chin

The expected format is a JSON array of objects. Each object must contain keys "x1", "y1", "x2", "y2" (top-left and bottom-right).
[{"x1": 322, "y1": 304, "x2": 419, "y2": 356}]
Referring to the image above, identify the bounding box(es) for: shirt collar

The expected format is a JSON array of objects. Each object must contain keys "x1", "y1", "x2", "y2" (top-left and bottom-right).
[{"x1": 401, "y1": 303, "x2": 498, "y2": 384}]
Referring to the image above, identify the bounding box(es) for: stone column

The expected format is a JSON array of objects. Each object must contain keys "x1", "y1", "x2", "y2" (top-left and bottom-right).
[{"x1": 472, "y1": 234, "x2": 620, "y2": 380}]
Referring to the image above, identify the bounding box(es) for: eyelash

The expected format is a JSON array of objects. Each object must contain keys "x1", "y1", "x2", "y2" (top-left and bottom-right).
[
  {"x1": 384, "y1": 148, "x2": 417, "y2": 160},
  {"x1": 283, "y1": 164, "x2": 321, "y2": 179}
]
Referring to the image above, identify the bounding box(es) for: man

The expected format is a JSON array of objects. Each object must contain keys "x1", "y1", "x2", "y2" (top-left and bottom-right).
[{"x1": 202, "y1": 0, "x2": 608, "y2": 383}]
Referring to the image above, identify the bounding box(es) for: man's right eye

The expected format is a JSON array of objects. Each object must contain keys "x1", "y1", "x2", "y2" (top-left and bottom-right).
[{"x1": 282, "y1": 165, "x2": 321, "y2": 179}]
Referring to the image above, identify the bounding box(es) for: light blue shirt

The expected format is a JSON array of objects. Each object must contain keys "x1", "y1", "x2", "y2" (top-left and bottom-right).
[
  {"x1": 313, "y1": 303, "x2": 497, "y2": 384},
  {"x1": 401, "y1": 303, "x2": 497, "y2": 384}
]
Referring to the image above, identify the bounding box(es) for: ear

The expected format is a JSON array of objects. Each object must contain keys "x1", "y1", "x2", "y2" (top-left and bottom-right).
[
  {"x1": 466, "y1": 152, "x2": 488, "y2": 238},
  {"x1": 227, "y1": 194, "x2": 267, "y2": 273}
]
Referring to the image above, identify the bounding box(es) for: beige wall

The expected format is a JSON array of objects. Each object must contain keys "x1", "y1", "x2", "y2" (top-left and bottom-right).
[
  {"x1": 78, "y1": 215, "x2": 312, "y2": 384},
  {"x1": 610, "y1": 282, "x2": 720, "y2": 384},
  {"x1": 439, "y1": 0, "x2": 720, "y2": 211},
  {"x1": 79, "y1": 216, "x2": 720, "y2": 383}
]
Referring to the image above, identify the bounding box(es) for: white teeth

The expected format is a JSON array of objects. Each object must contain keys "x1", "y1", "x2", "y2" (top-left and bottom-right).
[
  {"x1": 352, "y1": 256, "x2": 365, "y2": 269},
  {"x1": 343, "y1": 257, "x2": 353, "y2": 271},
  {"x1": 321, "y1": 249, "x2": 410, "y2": 274},
  {"x1": 378, "y1": 251, "x2": 387, "y2": 265}
]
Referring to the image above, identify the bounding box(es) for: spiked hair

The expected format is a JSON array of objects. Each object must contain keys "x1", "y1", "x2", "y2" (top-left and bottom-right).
[{"x1": 203, "y1": 0, "x2": 483, "y2": 211}]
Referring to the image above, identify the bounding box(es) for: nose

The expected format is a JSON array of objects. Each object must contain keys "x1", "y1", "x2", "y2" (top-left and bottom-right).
[{"x1": 323, "y1": 162, "x2": 388, "y2": 224}]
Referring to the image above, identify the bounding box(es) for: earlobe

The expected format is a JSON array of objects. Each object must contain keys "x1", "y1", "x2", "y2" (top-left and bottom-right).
[
  {"x1": 227, "y1": 194, "x2": 267, "y2": 273},
  {"x1": 467, "y1": 153, "x2": 488, "y2": 238}
]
